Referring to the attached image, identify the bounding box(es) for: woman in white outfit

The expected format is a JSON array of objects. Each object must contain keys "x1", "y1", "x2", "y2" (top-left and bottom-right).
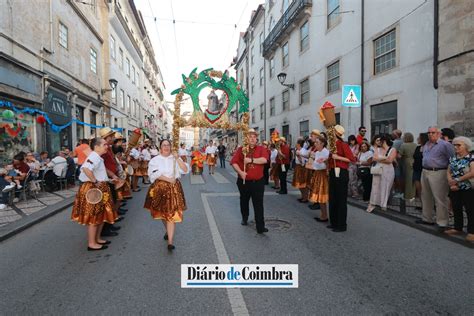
[
  {"x1": 144, "y1": 139, "x2": 189, "y2": 251},
  {"x1": 367, "y1": 134, "x2": 397, "y2": 212}
]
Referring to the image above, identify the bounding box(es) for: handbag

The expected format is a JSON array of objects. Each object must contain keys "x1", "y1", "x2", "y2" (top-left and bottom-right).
[
  {"x1": 370, "y1": 164, "x2": 383, "y2": 175},
  {"x1": 357, "y1": 167, "x2": 370, "y2": 177}
]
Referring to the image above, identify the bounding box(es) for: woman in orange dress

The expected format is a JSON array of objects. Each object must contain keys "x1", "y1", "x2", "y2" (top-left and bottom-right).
[
  {"x1": 71, "y1": 137, "x2": 118, "y2": 251},
  {"x1": 144, "y1": 139, "x2": 189, "y2": 251},
  {"x1": 307, "y1": 136, "x2": 330, "y2": 222}
]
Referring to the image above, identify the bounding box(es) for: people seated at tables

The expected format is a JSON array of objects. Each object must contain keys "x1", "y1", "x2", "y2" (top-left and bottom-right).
[{"x1": 44, "y1": 151, "x2": 67, "y2": 191}]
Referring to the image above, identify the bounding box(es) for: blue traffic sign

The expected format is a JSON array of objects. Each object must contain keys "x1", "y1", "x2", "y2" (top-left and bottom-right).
[{"x1": 342, "y1": 85, "x2": 361, "y2": 107}]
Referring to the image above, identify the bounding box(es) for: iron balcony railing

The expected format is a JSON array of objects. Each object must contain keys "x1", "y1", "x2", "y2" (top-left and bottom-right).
[{"x1": 263, "y1": 0, "x2": 313, "y2": 58}]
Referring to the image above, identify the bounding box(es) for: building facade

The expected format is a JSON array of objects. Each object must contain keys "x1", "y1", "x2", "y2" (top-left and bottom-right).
[
  {"x1": 235, "y1": 0, "x2": 443, "y2": 144},
  {"x1": 0, "y1": 0, "x2": 165, "y2": 164}
]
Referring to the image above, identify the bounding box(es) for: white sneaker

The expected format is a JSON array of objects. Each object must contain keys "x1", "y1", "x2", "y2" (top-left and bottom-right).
[
  {"x1": 0, "y1": 204, "x2": 6, "y2": 210},
  {"x1": 16, "y1": 184, "x2": 22, "y2": 189},
  {"x1": 2, "y1": 184, "x2": 15, "y2": 192},
  {"x1": 12, "y1": 197, "x2": 19, "y2": 203}
]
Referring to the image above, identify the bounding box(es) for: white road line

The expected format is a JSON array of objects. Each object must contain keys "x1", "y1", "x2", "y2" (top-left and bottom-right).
[
  {"x1": 211, "y1": 172, "x2": 230, "y2": 184},
  {"x1": 201, "y1": 192, "x2": 249, "y2": 316},
  {"x1": 200, "y1": 190, "x2": 299, "y2": 315},
  {"x1": 190, "y1": 174, "x2": 205, "y2": 185}
]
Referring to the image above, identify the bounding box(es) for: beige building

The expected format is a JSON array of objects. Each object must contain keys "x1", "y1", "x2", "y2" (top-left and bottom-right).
[
  {"x1": 0, "y1": 0, "x2": 165, "y2": 163},
  {"x1": 436, "y1": 0, "x2": 474, "y2": 137}
]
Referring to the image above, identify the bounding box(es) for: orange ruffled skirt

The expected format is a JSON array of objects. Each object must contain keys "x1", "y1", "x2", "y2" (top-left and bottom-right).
[
  {"x1": 308, "y1": 169, "x2": 329, "y2": 203},
  {"x1": 207, "y1": 154, "x2": 216, "y2": 166},
  {"x1": 292, "y1": 165, "x2": 308, "y2": 189},
  {"x1": 144, "y1": 180, "x2": 187, "y2": 222},
  {"x1": 135, "y1": 160, "x2": 148, "y2": 177},
  {"x1": 71, "y1": 182, "x2": 118, "y2": 225},
  {"x1": 117, "y1": 179, "x2": 132, "y2": 200}
]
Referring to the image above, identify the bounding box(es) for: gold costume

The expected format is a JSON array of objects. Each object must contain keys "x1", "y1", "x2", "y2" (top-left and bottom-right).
[
  {"x1": 71, "y1": 182, "x2": 118, "y2": 225},
  {"x1": 144, "y1": 180, "x2": 187, "y2": 222}
]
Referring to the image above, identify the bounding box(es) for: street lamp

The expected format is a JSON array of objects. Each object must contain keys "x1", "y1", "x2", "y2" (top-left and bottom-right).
[
  {"x1": 277, "y1": 72, "x2": 294, "y2": 90},
  {"x1": 101, "y1": 78, "x2": 118, "y2": 93}
]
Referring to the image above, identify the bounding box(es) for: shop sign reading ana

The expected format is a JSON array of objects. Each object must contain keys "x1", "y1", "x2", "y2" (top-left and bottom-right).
[{"x1": 181, "y1": 264, "x2": 298, "y2": 288}]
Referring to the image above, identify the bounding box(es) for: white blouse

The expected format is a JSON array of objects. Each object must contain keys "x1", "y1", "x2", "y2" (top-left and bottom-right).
[
  {"x1": 297, "y1": 148, "x2": 309, "y2": 165},
  {"x1": 205, "y1": 146, "x2": 217, "y2": 155},
  {"x1": 130, "y1": 148, "x2": 140, "y2": 159},
  {"x1": 141, "y1": 148, "x2": 152, "y2": 161},
  {"x1": 312, "y1": 148, "x2": 330, "y2": 170},
  {"x1": 178, "y1": 148, "x2": 188, "y2": 157},
  {"x1": 79, "y1": 151, "x2": 109, "y2": 182},
  {"x1": 148, "y1": 155, "x2": 190, "y2": 183},
  {"x1": 270, "y1": 149, "x2": 278, "y2": 163}
]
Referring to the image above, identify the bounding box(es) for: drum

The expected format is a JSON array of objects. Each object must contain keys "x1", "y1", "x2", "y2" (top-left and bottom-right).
[{"x1": 85, "y1": 187, "x2": 103, "y2": 205}]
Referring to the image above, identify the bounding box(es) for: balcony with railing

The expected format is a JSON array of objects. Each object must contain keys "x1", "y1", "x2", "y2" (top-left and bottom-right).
[{"x1": 263, "y1": 0, "x2": 312, "y2": 58}]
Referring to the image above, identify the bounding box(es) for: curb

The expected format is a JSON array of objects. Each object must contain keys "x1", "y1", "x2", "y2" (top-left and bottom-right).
[
  {"x1": 347, "y1": 199, "x2": 474, "y2": 249},
  {"x1": 0, "y1": 197, "x2": 75, "y2": 243}
]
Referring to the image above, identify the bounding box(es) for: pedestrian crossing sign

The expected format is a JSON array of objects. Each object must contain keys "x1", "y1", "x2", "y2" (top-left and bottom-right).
[{"x1": 342, "y1": 85, "x2": 361, "y2": 107}]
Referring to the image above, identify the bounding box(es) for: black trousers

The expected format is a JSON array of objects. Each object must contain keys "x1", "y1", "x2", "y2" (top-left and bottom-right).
[
  {"x1": 263, "y1": 163, "x2": 270, "y2": 185},
  {"x1": 219, "y1": 156, "x2": 226, "y2": 168},
  {"x1": 449, "y1": 189, "x2": 474, "y2": 234},
  {"x1": 329, "y1": 168, "x2": 349, "y2": 230},
  {"x1": 278, "y1": 164, "x2": 289, "y2": 193},
  {"x1": 237, "y1": 177, "x2": 265, "y2": 232},
  {"x1": 359, "y1": 169, "x2": 372, "y2": 201}
]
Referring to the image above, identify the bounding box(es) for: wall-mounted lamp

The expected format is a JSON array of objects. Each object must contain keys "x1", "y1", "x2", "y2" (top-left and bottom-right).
[
  {"x1": 101, "y1": 78, "x2": 118, "y2": 93},
  {"x1": 277, "y1": 72, "x2": 294, "y2": 90}
]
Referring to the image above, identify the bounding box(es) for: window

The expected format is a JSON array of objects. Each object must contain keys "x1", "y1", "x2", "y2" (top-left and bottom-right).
[
  {"x1": 251, "y1": 46, "x2": 255, "y2": 65},
  {"x1": 327, "y1": 0, "x2": 340, "y2": 29},
  {"x1": 132, "y1": 66, "x2": 136, "y2": 83},
  {"x1": 119, "y1": 48, "x2": 124, "y2": 70},
  {"x1": 136, "y1": 72, "x2": 140, "y2": 87},
  {"x1": 371, "y1": 101, "x2": 397, "y2": 136},
  {"x1": 90, "y1": 48, "x2": 97, "y2": 73},
  {"x1": 259, "y1": 68, "x2": 264, "y2": 86},
  {"x1": 76, "y1": 106, "x2": 84, "y2": 139},
  {"x1": 90, "y1": 111, "x2": 97, "y2": 136},
  {"x1": 251, "y1": 109, "x2": 256, "y2": 123},
  {"x1": 327, "y1": 61, "x2": 340, "y2": 93},
  {"x1": 132, "y1": 100, "x2": 136, "y2": 116},
  {"x1": 259, "y1": 32, "x2": 264, "y2": 53},
  {"x1": 282, "y1": 42, "x2": 289, "y2": 67},
  {"x1": 127, "y1": 95, "x2": 131, "y2": 112},
  {"x1": 120, "y1": 89, "x2": 125, "y2": 109},
  {"x1": 125, "y1": 58, "x2": 130, "y2": 77},
  {"x1": 335, "y1": 112, "x2": 341, "y2": 124},
  {"x1": 110, "y1": 35, "x2": 116, "y2": 60},
  {"x1": 374, "y1": 29, "x2": 396, "y2": 75},
  {"x1": 300, "y1": 21, "x2": 309, "y2": 51},
  {"x1": 282, "y1": 89, "x2": 289, "y2": 111},
  {"x1": 270, "y1": 97, "x2": 275, "y2": 116},
  {"x1": 299, "y1": 78, "x2": 309, "y2": 104},
  {"x1": 282, "y1": 124, "x2": 289, "y2": 143},
  {"x1": 299, "y1": 120, "x2": 309, "y2": 137},
  {"x1": 111, "y1": 85, "x2": 117, "y2": 104},
  {"x1": 251, "y1": 77, "x2": 255, "y2": 94},
  {"x1": 59, "y1": 22, "x2": 68, "y2": 49},
  {"x1": 260, "y1": 103, "x2": 264, "y2": 120},
  {"x1": 260, "y1": 130, "x2": 264, "y2": 141},
  {"x1": 269, "y1": 58, "x2": 275, "y2": 78}
]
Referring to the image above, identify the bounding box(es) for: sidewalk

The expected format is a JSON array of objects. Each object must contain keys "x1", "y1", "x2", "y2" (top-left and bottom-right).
[{"x1": 0, "y1": 187, "x2": 78, "y2": 242}]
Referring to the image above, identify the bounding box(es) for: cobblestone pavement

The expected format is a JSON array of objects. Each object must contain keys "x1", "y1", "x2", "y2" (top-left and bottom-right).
[{"x1": 0, "y1": 187, "x2": 78, "y2": 228}]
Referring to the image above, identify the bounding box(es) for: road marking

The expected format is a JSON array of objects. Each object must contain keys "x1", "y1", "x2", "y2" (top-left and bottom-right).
[
  {"x1": 200, "y1": 190, "x2": 299, "y2": 315},
  {"x1": 190, "y1": 174, "x2": 205, "y2": 185},
  {"x1": 201, "y1": 192, "x2": 249, "y2": 316},
  {"x1": 211, "y1": 172, "x2": 230, "y2": 184}
]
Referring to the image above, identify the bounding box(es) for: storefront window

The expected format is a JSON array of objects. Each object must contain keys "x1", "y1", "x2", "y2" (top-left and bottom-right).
[
  {"x1": 371, "y1": 101, "x2": 397, "y2": 136},
  {"x1": 76, "y1": 106, "x2": 84, "y2": 141},
  {"x1": 0, "y1": 110, "x2": 36, "y2": 165}
]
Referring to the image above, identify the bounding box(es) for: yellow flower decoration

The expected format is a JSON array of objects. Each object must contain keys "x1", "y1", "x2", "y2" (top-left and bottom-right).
[
  {"x1": 149, "y1": 189, "x2": 155, "y2": 198},
  {"x1": 103, "y1": 192, "x2": 110, "y2": 202}
]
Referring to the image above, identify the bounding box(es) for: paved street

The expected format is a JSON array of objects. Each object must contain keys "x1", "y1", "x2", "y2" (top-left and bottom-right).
[{"x1": 1, "y1": 167, "x2": 473, "y2": 315}]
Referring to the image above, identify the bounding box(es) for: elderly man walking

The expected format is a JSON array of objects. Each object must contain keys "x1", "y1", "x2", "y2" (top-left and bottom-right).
[{"x1": 417, "y1": 126, "x2": 454, "y2": 230}]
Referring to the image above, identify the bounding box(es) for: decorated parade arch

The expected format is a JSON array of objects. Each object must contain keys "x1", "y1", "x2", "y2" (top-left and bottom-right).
[{"x1": 170, "y1": 68, "x2": 250, "y2": 171}]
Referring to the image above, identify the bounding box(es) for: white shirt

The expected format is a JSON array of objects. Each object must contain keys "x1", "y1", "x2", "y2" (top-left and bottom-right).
[
  {"x1": 141, "y1": 148, "x2": 152, "y2": 161},
  {"x1": 148, "y1": 155, "x2": 190, "y2": 183},
  {"x1": 47, "y1": 156, "x2": 67, "y2": 177},
  {"x1": 79, "y1": 151, "x2": 109, "y2": 182},
  {"x1": 205, "y1": 145, "x2": 217, "y2": 155},
  {"x1": 270, "y1": 149, "x2": 278, "y2": 163},
  {"x1": 359, "y1": 151, "x2": 374, "y2": 165},
  {"x1": 150, "y1": 148, "x2": 159, "y2": 157},
  {"x1": 297, "y1": 148, "x2": 309, "y2": 165},
  {"x1": 130, "y1": 148, "x2": 140, "y2": 159},
  {"x1": 312, "y1": 148, "x2": 330, "y2": 170},
  {"x1": 178, "y1": 148, "x2": 188, "y2": 157}
]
